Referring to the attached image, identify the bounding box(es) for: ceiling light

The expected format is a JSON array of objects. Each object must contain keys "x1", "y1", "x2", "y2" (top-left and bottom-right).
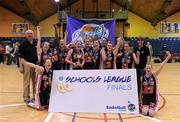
[{"x1": 55, "y1": 0, "x2": 60, "y2": 2}]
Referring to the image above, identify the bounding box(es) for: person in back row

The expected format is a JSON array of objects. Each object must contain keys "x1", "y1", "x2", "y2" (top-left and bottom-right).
[
  {"x1": 20, "y1": 58, "x2": 52, "y2": 110},
  {"x1": 83, "y1": 38, "x2": 94, "y2": 69},
  {"x1": 134, "y1": 37, "x2": 150, "y2": 99},
  {"x1": 66, "y1": 41, "x2": 84, "y2": 70}
]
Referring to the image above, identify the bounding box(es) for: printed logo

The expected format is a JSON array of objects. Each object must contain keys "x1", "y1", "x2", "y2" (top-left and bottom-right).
[
  {"x1": 106, "y1": 105, "x2": 126, "y2": 111},
  {"x1": 57, "y1": 76, "x2": 72, "y2": 94},
  {"x1": 72, "y1": 24, "x2": 109, "y2": 43},
  {"x1": 127, "y1": 101, "x2": 136, "y2": 112}
]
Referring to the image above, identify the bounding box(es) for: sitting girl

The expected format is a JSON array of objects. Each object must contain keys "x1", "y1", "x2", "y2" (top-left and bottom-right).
[
  {"x1": 140, "y1": 51, "x2": 171, "y2": 117},
  {"x1": 21, "y1": 58, "x2": 52, "y2": 110}
]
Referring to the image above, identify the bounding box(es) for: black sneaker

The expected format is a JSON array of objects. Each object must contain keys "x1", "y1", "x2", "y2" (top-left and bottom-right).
[
  {"x1": 24, "y1": 99, "x2": 30, "y2": 104},
  {"x1": 29, "y1": 98, "x2": 35, "y2": 103}
]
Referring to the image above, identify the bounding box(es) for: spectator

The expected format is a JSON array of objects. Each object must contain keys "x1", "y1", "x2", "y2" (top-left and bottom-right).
[{"x1": 146, "y1": 42, "x2": 153, "y2": 62}]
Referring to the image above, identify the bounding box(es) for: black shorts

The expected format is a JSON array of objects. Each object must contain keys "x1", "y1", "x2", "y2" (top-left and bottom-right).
[{"x1": 142, "y1": 94, "x2": 156, "y2": 106}]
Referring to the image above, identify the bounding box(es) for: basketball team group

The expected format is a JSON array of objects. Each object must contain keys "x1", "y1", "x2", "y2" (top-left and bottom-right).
[{"x1": 19, "y1": 26, "x2": 171, "y2": 117}]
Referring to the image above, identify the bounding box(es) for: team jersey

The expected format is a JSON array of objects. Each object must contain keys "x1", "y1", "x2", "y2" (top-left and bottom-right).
[
  {"x1": 72, "y1": 48, "x2": 83, "y2": 69},
  {"x1": 103, "y1": 51, "x2": 114, "y2": 69},
  {"x1": 121, "y1": 51, "x2": 134, "y2": 69},
  {"x1": 83, "y1": 47, "x2": 94, "y2": 69},
  {"x1": 50, "y1": 48, "x2": 60, "y2": 70},
  {"x1": 28, "y1": 68, "x2": 52, "y2": 109},
  {"x1": 141, "y1": 74, "x2": 159, "y2": 110},
  {"x1": 58, "y1": 48, "x2": 69, "y2": 70},
  {"x1": 93, "y1": 49, "x2": 101, "y2": 69},
  {"x1": 116, "y1": 48, "x2": 124, "y2": 69},
  {"x1": 39, "y1": 51, "x2": 51, "y2": 65}
]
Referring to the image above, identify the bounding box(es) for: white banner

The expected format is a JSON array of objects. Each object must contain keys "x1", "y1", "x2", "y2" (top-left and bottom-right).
[{"x1": 49, "y1": 69, "x2": 139, "y2": 113}]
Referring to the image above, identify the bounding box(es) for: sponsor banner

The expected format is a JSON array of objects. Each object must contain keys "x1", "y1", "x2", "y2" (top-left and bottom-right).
[{"x1": 49, "y1": 69, "x2": 139, "y2": 113}]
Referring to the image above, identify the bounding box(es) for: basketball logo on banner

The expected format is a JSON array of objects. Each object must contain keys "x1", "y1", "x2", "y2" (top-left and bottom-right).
[
  {"x1": 72, "y1": 24, "x2": 109, "y2": 43},
  {"x1": 56, "y1": 76, "x2": 72, "y2": 94}
]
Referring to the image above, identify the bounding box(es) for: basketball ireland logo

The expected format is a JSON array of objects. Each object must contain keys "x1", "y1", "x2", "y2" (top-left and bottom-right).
[{"x1": 56, "y1": 76, "x2": 72, "y2": 94}]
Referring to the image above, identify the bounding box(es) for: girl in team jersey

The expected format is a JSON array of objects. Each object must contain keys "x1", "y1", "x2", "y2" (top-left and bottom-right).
[
  {"x1": 119, "y1": 42, "x2": 140, "y2": 69},
  {"x1": 20, "y1": 58, "x2": 52, "y2": 110},
  {"x1": 92, "y1": 40, "x2": 106, "y2": 69},
  {"x1": 140, "y1": 51, "x2": 171, "y2": 117},
  {"x1": 103, "y1": 42, "x2": 114, "y2": 69},
  {"x1": 57, "y1": 38, "x2": 69, "y2": 70},
  {"x1": 83, "y1": 38, "x2": 94, "y2": 69},
  {"x1": 65, "y1": 41, "x2": 84, "y2": 70}
]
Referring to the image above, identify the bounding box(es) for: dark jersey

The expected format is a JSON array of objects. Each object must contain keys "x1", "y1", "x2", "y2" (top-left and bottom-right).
[
  {"x1": 141, "y1": 74, "x2": 157, "y2": 107},
  {"x1": 134, "y1": 45, "x2": 150, "y2": 69},
  {"x1": 121, "y1": 51, "x2": 134, "y2": 69},
  {"x1": 40, "y1": 51, "x2": 51, "y2": 66},
  {"x1": 72, "y1": 48, "x2": 83, "y2": 69},
  {"x1": 103, "y1": 51, "x2": 114, "y2": 69},
  {"x1": 83, "y1": 47, "x2": 94, "y2": 69},
  {"x1": 39, "y1": 69, "x2": 52, "y2": 106},
  {"x1": 116, "y1": 48, "x2": 124, "y2": 69},
  {"x1": 50, "y1": 48, "x2": 60, "y2": 70},
  {"x1": 58, "y1": 48, "x2": 69, "y2": 70},
  {"x1": 93, "y1": 49, "x2": 101, "y2": 69}
]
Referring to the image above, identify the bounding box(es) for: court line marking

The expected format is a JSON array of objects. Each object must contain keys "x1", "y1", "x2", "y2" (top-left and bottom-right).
[
  {"x1": 118, "y1": 113, "x2": 123, "y2": 122},
  {"x1": 44, "y1": 94, "x2": 166, "y2": 121},
  {"x1": 0, "y1": 103, "x2": 25, "y2": 109},
  {"x1": 103, "y1": 113, "x2": 108, "y2": 122},
  {"x1": 44, "y1": 112, "x2": 53, "y2": 122},
  {"x1": 139, "y1": 114, "x2": 163, "y2": 122},
  {"x1": 0, "y1": 91, "x2": 23, "y2": 93},
  {"x1": 72, "y1": 112, "x2": 76, "y2": 122}
]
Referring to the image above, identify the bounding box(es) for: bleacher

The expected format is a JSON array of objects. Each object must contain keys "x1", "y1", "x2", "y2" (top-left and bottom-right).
[
  {"x1": 0, "y1": 36, "x2": 180, "y2": 56},
  {"x1": 125, "y1": 37, "x2": 180, "y2": 56}
]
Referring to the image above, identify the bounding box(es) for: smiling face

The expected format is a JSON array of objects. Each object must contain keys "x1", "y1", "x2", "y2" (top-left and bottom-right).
[
  {"x1": 107, "y1": 42, "x2": 113, "y2": 52},
  {"x1": 93, "y1": 40, "x2": 100, "y2": 50},
  {"x1": 145, "y1": 64, "x2": 152, "y2": 75},
  {"x1": 84, "y1": 38, "x2": 91, "y2": 48},
  {"x1": 69, "y1": 42, "x2": 75, "y2": 49},
  {"x1": 75, "y1": 41, "x2": 82, "y2": 50},
  {"x1": 44, "y1": 59, "x2": 52, "y2": 69},
  {"x1": 25, "y1": 30, "x2": 34, "y2": 41},
  {"x1": 137, "y1": 39, "x2": 144, "y2": 48},
  {"x1": 102, "y1": 37, "x2": 108, "y2": 47},
  {"x1": 42, "y1": 42, "x2": 50, "y2": 52},
  {"x1": 124, "y1": 43, "x2": 131, "y2": 52},
  {"x1": 59, "y1": 39, "x2": 65, "y2": 48}
]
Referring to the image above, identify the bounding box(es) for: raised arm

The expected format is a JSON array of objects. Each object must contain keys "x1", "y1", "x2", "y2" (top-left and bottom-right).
[
  {"x1": 53, "y1": 24, "x2": 59, "y2": 38},
  {"x1": 133, "y1": 51, "x2": 140, "y2": 65},
  {"x1": 65, "y1": 49, "x2": 74, "y2": 66},
  {"x1": 36, "y1": 26, "x2": 41, "y2": 55},
  {"x1": 64, "y1": 31, "x2": 67, "y2": 45},
  {"x1": 154, "y1": 51, "x2": 171, "y2": 77},
  {"x1": 80, "y1": 49, "x2": 85, "y2": 67},
  {"x1": 113, "y1": 32, "x2": 124, "y2": 57},
  {"x1": 100, "y1": 47, "x2": 107, "y2": 61}
]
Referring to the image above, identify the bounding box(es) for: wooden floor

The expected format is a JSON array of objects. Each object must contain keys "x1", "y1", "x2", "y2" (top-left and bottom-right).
[{"x1": 0, "y1": 63, "x2": 180, "y2": 122}]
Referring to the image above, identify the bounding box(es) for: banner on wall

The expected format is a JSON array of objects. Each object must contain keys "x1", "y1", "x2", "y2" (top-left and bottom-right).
[
  {"x1": 49, "y1": 69, "x2": 139, "y2": 113},
  {"x1": 12, "y1": 23, "x2": 29, "y2": 34},
  {"x1": 160, "y1": 22, "x2": 180, "y2": 34},
  {"x1": 66, "y1": 16, "x2": 116, "y2": 45}
]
